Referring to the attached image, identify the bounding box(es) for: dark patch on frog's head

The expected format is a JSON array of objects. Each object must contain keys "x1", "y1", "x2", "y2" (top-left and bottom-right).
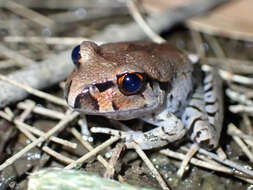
[
  {"x1": 94, "y1": 81, "x2": 114, "y2": 92},
  {"x1": 74, "y1": 90, "x2": 99, "y2": 111}
]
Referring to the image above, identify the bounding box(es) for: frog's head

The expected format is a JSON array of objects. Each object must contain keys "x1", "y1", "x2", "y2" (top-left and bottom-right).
[{"x1": 65, "y1": 41, "x2": 187, "y2": 120}]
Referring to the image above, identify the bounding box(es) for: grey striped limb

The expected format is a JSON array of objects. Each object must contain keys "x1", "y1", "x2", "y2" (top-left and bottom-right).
[
  {"x1": 91, "y1": 112, "x2": 186, "y2": 150},
  {"x1": 182, "y1": 67, "x2": 223, "y2": 150}
]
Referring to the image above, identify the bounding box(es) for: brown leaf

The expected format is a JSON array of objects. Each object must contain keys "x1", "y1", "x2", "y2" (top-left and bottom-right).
[{"x1": 187, "y1": 0, "x2": 253, "y2": 41}]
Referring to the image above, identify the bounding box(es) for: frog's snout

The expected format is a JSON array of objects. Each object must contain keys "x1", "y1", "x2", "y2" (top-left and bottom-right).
[{"x1": 65, "y1": 79, "x2": 98, "y2": 111}]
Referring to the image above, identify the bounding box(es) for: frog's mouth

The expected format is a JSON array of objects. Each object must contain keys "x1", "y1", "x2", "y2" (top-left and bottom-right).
[
  {"x1": 72, "y1": 97, "x2": 164, "y2": 120},
  {"x1": 67, "y1": 81, "x2": 166, "y2": 120}
]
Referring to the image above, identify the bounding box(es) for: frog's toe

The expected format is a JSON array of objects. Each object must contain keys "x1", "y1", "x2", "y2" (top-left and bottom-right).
[{"x1": 194, "y1": 129, "x2": 216, "y2": 150}]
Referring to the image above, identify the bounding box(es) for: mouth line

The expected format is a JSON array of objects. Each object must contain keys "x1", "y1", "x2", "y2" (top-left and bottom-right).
[{"x1": 70, "y1": 98, "x2": 162, "y2": 119}]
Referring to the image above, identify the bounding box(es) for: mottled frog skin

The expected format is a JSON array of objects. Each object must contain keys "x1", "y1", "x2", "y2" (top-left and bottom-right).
[{"x1": 65, "y1": 41, "x2": 223, "y2": 150}]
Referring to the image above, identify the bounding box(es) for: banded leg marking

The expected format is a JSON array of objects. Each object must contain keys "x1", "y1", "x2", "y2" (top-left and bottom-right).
[{"x1": 182, "y1": 68, "x2": 223, "y2": 150}]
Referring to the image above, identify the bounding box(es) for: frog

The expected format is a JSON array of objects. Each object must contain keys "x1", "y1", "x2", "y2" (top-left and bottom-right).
[{"x1": 65, "y1": 41, "x2": 223, "y2": 150}]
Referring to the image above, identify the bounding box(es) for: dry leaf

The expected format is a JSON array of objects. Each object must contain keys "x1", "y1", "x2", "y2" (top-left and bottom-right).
[{"x1": 187, "y1": 0, "x2": 253, "y2": 41}]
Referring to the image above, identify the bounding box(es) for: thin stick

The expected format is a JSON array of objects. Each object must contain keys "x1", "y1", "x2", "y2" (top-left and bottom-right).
[
  {"x1": 0, "y1": 111, "x2": 13, "y2": 121},
  {"x1": 194, "y1": 151, "x2": 224, "y2": 167},
  {"x1": 177, "y1": 144, "x2": 199, "y2": 177},
  {"x1": 198, "y1": 148, "x2": 253, "y2": 177},
  {"x1": 4, "y1": 36, "x2": 91, "y2": 45},
  {"x1": 230, "y1": 84, "x2": 253, "y2": 99},
  {"x1": 2, "y1": 0, "x2": 125, "y2": 9},
  {"x1": 42, "y1": 146, "x2": 75, "y2": 164},
  {"x1": 204, "y1": 34, "x2": 225, "y2": 58},
  {"x1": 0, "y1": 111, "x2": 79, "y2": 171},
  {"x1": 16, "y1": 119, "x2": 38, "y2": 142},
  {"x1": 4, "y1": 0, "x2": 54, "y2": 28},
  {"x1": 0, "y1": 107, "x2": 15, "y2": 121},
  {"x1": 0, "y1": 44, "x2": 35, "y2": 66},
  {"x1": 104, "y1": 143, "x2": 125, "y2": 178},
  {"x1": 231, "y1": 132, "x2": 253, "y2": 162},
  {"x1": 227, "y1": 123, "x2": 253, "y2": 149},
  {"x1": 243, "y1": 114, "x2": 253, "y2": 135},
  {"x1": 129, "y1": 142, "x2": 170, "y2": 190},
  {"x1": 203, "y1": 57, "x2": 253, "y2": 75},
  {"x1": 65, "y1": 136, "x2": 119, "y2": 169},
  {"x1": 17, "y1": 100, "x2": 35, "y2": 122},
  {"x1": 229, "y1": 105, "x2": 253, "y2": 115},
  {"x1": 15, "y1": 120, "x2": 77, "y2": 149},
  {"x1": 70, "y1": 128, "x2": 110, "y2": 169},
  {"x1": 127, "y1": 0, "x2": 165, "y2": 43},
  {"x1": 226, "y1": 89, "x2": 253, "y2": 106},
  {"x1": 13, "y1": 115, "x2": 75, "y2": 164},
  {"x1": 160, "y1": 148, "x2": 253, "y2": 183},
  {"x1": 0, "y1": 74, "x2": 67, "y2": 106},
  {"x1": 219, "y1": 69, "x2": 253, "y2": 85},
  {"x1": 190, "y1": 30, "x2": 205, "y2": 57},
  {"x1": 18, "y1": 102, "x2": 65, "y2": 120},
  {"x1": 161, "y1": 148, "x2": 231, "y2": 173}
]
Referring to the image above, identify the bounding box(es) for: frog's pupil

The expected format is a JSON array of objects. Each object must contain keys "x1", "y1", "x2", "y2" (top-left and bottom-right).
[
  {"x1": 71, "y1": 45, "x2": 80, "y2": 65},
  {"x1": 122, "y1": 73, "x2": 141, "y2": 93}
]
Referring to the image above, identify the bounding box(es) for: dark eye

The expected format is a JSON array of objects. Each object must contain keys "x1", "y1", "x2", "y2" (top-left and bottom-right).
[
  {"x1": 117, "y1": 73, "x2": 145, "y2": 95},
  {"x1": 71, "y1": 45, "x2": 80, "y2": 66}
]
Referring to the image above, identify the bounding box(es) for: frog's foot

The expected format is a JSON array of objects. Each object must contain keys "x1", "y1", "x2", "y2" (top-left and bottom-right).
[
  {"x1": 190, "y1": 121, "x2": 217, "y2": 150},
  {"x1": 90, "y1": 127, "x2": 162, "y2": 149},
  {"x1": 91, "y1": 112, "x2": 186, "y2": 150},
  {"x1": 91, "y1": 126, "x2": 185, "y2": 150}
]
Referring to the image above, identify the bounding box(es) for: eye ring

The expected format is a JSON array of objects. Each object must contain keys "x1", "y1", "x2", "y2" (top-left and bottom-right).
[
  {"x1": 117, "y1": 73, "x2": 145, "y2": 96},
  {"x1": 71, "y1": 45, "x2": 80, "y2": 66}
]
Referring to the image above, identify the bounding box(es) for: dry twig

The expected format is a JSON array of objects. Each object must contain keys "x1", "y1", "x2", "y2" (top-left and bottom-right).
[
  {"x1": 3, "y1": 0, "x2": 54, "y2": 28},
  {"x1": 177, "y1": 144, "x2": 199, "y2": 177},
  {"x1": 4, "y1": 36, "x2": 90, "y2": 45},
  {"x1": 70, "y1": 128, "x2": 111, "y2": 170},
  {"x1": 127, "y1": 0, "x2": 165, "y2": 43},
  {"x1": 128, "y1": 142, "x2": 170, "y2": 190},
  {"x1": 104, "y1": 143, "x2": 125, "y2": 178},
  {"x1": 0, "y1": 44, "x2": 35, "y2": 67},
  {"x1": 0, "y1": 111, "x2": 79, "y2": 171},
  {"x1": 228, "y1": 124, "x2": 253, "y2": 162},
  {"x1": 65, "y1": 136, "x2": 119, "y2": 169},
  {"x1": 18, "y1": 101, "x2": 66, "y2": 120},
  {"x1": 160, "y1": 148, "x2": 253, "y2": 183},
  {"x1": 0, "y1": 74, "x2": 67, "y2": 106}
]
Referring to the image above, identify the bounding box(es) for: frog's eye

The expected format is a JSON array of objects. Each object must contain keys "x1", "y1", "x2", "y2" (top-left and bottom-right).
[
  {"x1": 117, "y1": 73, "x2": 145, "y2": 95},
  {"x1": 71, "y1": 45, "x2": 80, "y2": 66}
]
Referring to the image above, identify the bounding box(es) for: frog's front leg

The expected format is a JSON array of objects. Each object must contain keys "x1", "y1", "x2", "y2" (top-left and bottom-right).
[
  {"x1": 182, "y1": 68, "x2": 223, "y2": 150},
  {"x1": 135, "y1": 111, "x2": 186, "y2": 149},
  {"x1": 91, "y1": 111, "x2": 186, "y2": 150}
]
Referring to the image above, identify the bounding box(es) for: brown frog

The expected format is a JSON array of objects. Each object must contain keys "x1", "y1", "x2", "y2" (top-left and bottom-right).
[{"x1": 65, "y1": 41, "x2": 223, "y2": 150}]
